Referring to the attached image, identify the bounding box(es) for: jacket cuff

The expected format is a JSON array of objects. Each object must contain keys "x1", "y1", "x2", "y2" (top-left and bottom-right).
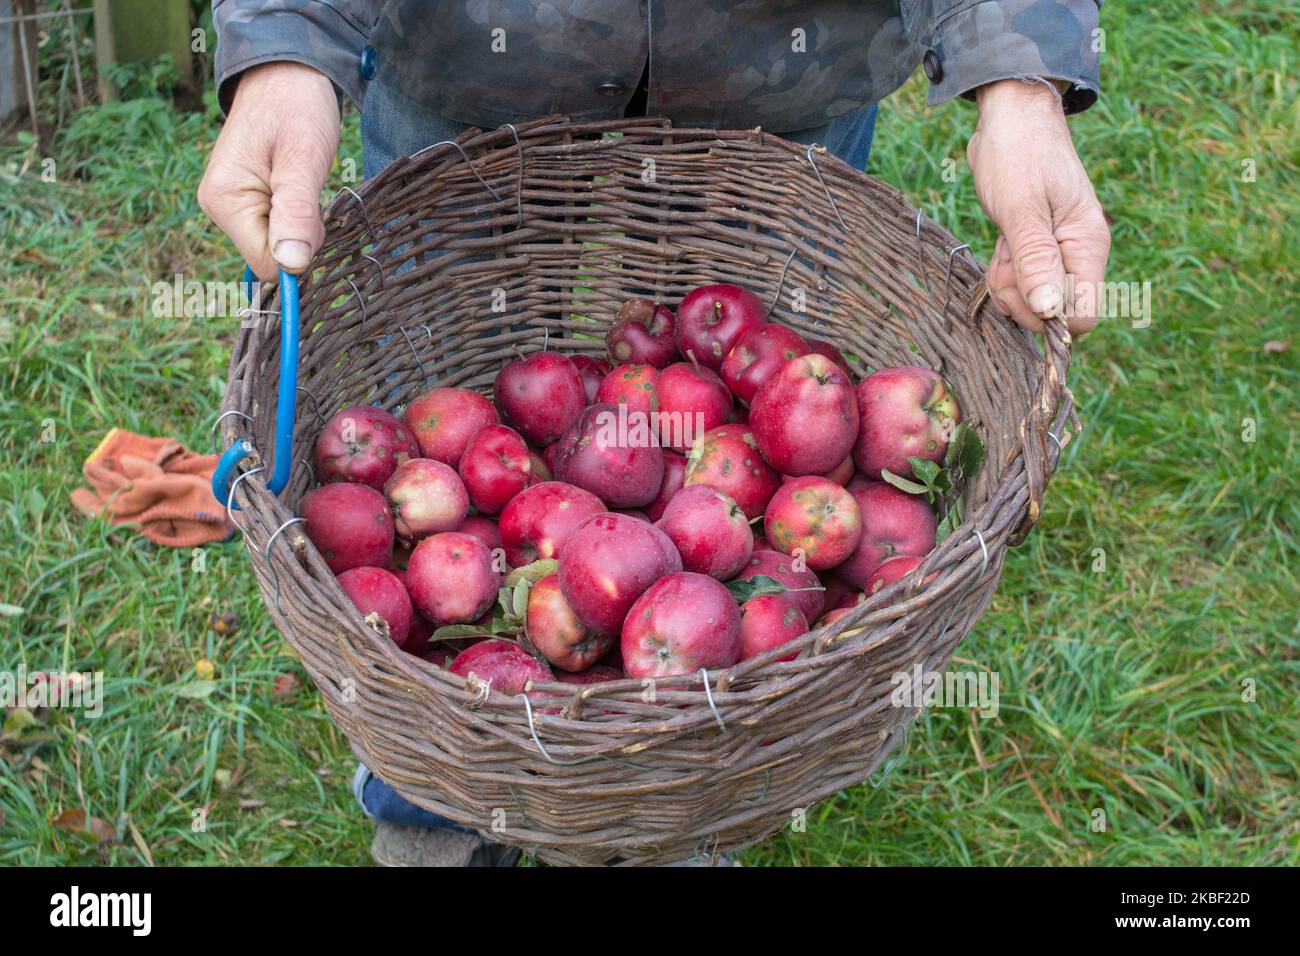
[
  {"x1": 213, "y1": 0, "x2": 371, "y2": 114},
  {"x1": 923, "y1": 0, "x2": 1102, "y2": 115}
]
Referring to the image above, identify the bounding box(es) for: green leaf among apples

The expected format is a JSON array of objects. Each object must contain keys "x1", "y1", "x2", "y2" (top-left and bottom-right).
[{"x1": 879, "y1": 421, "x2": 985, "y2": 545}]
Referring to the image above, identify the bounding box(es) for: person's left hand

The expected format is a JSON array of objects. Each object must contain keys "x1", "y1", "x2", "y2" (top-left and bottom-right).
[{"x1": 966, "y1": 79, "x2": 1110, "y2": 337}]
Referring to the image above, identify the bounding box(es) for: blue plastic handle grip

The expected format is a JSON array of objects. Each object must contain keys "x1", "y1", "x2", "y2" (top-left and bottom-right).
[{"x1": 212, "y1": 266, "x2": 301, "y2": 512}]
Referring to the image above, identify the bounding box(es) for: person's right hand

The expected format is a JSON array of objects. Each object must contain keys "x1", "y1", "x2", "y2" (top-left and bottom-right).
[{"x1": 197, "y1": 62, "x2": 340, "y2": 281}]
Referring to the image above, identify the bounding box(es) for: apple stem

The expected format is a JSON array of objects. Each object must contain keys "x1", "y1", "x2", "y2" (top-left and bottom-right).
[{"x1": 685, "y1": 348, "x2": 701, "y2": 371}]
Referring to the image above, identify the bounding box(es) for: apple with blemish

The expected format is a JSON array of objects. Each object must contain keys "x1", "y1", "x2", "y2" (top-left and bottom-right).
[
  {"x1": 314, "y1": 404, "x2": 419, "y2": 488},
  {"x1": 595, "y1": 362, "x2": 660, "y2": 419},
  {"x1": 764, "y1": 476, "x2": 862, "y2": 570},
  {"x1": 674, "y1": 283, "x2": 767, "y2": 370},
  {"x1": 738, "y1": 594, "x2": 808, "y2": 662},
  {"x1": 402, "y1": 387, "x2": 499, "y2": 469},
  {"x1": 621, "y1": 571, "x2": 742, "y2": 679},
  {"x1": 607, "y1": 299, "x2": 679, "y2": 368},
  {"x1": 683, "y1": 424, "x2": 781, "y2": 519},
  {"x1": 731, "y1": 548, "x2": 825, "y2": 623},
  {"x1": 835, "y1": 480, "x2": 936, "y2": 588},
  {"x1": 853, "y1": 365, "x2": 961, "y2": 479},
  {"x1": 553, "y1": 404, "x2": 665, "y2": 508},
  {"x1": 405, "y1": 531, "x2": 502, "y2": 626},
  {"x1": 449, "y1": 645, "x2": 553, "y2": 696}
]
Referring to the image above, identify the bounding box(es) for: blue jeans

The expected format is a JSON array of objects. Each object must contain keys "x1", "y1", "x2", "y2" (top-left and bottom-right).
[{"x1": 354, "y1": 74, "x2": 877, "y2": 832}]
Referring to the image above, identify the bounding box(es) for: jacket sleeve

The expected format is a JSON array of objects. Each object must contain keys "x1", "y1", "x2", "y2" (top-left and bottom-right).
[
  {"x1": 923, "y1": 0, "x2": 1102, "y2": 114},
  {"x1": 212, "y1": 0, "x2": 381, "y2": 114}
]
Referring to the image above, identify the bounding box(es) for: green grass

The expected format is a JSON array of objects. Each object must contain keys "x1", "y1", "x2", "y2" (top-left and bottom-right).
[{"x1": 2, "y1": 0, "x2": 1296, "y2": 866}]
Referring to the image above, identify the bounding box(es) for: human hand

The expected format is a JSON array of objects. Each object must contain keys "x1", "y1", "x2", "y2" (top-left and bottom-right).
[
  {"x1": 197, "y1": 62, "x2": 340, "y2": 282},
  {"x1": 966, "y1": 79, "x2": 1110, "y2": 336}
]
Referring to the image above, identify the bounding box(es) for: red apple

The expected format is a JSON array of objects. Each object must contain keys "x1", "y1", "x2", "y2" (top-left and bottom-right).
[
  {"x1": 853, "y1": 365, "x2": 962, "y2": 479},
  {"x1": 301, "y1": 483, "x2": 394, "y2": 574},
  {"x1": 457, "y1": 515, "x2": 502, "y2": 552},
  {"x1": 813, "y1": 606, "x2": 856, "y2": 630},
  {"x1": 803, "y1": 338, "x2": 854, "y2": 378},
  {"x1": 525, "y1": 573, "x2": 614, "y2": 672},
  {"x1": 750, "y1": 353, "x2": 859, "y2": 475},
  {"x1": 720, "y1": 325, "x2": 809, "y2": 405},
  {"x1": 621, "y1": 572, "x2": 742, "y2": 679},
  {"x1": 406, "y1": 531, "x2": 502, "y2": 626},
  {"x1": 556, "y1": 664, "x2": 623, "y2": 685},
  {"x1": 764, "y1": 476, "x2": 862, "y2": 570},
  {"x1": 835, "y1": 480, "x2": 937, "y2": 588},
  {"x1": 383, "y1": 457, "x2": 469, "y2": 541},
  {"x1": 607, "y1": 299, "x2": 679, "y2": 368},
  {"x1": 404, "y1": 610, "x2": 435, "y2": 658},
  {"x1": 557, "y1": 513, "x2": 681, "y2": 635},
  {"x1": 498, "y1": 480, "x2": 607, "y2": 566},
  {"x1": 731, "y1": 548, "x2": 825, "y2": 623},
  {"x1": 865, "y1": 554, "x2": 926, "y2": 595},
  {"x1": 738, "y1": 594, "x2": 808, "y2": 662},
  {"x1": 643, "y1": 450, "x2": 687, "y2": 522},
  {"x1": 450, "y1": 645, "x2": 553, "y2": 696},
  {"x1": 783, "y1": 455, "x2": 854, "y2": 487},
  {"x1": 403, "y1": 387, "x2": 499, "y2": 469},
  {"x1": 337, "y1": 566, "x2": 413, "y2": 647},
  {"x1": 553, "y1": 404, "x2": 665, "y2": 508},
  {"x1": 458, "y1": 424, "x2": 533, "y2": 514},
  {"x1": 675, "y1": 283, "x2": 767, "y2": 370},
  {"x1": 655, "y1": 362, "x2": 733, "y2": 453},
  {"x1": 493, "y1": 351, "x2": 586, "y2": 446},
  {"x1": 595, "y1": 362, "x2": 660, "y2": 420},
  {"x1": 571, "y1": 355, "x2": 612, "y2": 404},
  {"x1": 684, "y1": 425, "x2": 781, "y2": 519},
  {"x1": 655, "y1": 484, "x2": 753, "y2": 579},
  {"x1": 314, "y1": 404, "x2": 419, "y2": 488},
  {"x1": 447, "y1": 638, "x2": 522, "y2": 671}
]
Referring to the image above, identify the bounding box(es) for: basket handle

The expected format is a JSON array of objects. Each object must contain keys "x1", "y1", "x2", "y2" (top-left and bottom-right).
[
  {"x1": 965, "y1": 277, "x2": 1075, "y2": 542},
  {"x1": 212, "y1": 266, "x2": 301, "y2": 511}
]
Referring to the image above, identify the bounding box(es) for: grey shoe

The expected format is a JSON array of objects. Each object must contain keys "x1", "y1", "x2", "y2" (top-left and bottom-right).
[{"x1": 370, "y1": 822, "x2": 521, "y2": 867}]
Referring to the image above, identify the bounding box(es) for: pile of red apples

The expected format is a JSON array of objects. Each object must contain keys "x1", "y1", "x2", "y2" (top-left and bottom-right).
[{"x1": 299, "y1": 283, "x2": 963, "y2": 696}]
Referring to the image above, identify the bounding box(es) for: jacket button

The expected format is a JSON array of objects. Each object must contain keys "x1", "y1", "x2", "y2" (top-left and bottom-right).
[
  {"x1": 360, "y1": 46, "x2": 377, "y2": 81},
  {"x1": 596, "y1": 80, "x2": 626, "y2": 97},
  {"x1": 922, "y1": 50, "x2": 943, "y2": 84}
]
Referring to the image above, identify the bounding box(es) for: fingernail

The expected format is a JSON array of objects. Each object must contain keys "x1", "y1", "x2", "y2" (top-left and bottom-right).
[
  {"x1": 1027, "y1": 283, "x2": 1062, "y2": 316},
  {"x1": 273, "y1": 239, "x2": 311, "y2": 270}
]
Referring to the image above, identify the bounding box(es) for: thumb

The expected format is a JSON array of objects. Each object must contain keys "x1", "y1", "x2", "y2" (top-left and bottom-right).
[
  {"x1": 266, "y1": 161, "x2": 328, "y2": 274},
  {"x1": 1005, "y1": 211, "x2": 1067, "y2": 319}
]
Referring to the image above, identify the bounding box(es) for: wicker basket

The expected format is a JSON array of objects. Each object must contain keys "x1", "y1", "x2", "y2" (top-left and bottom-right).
[{"x1": 216, "y1": 116, "x2": 1075, "y2": 866}]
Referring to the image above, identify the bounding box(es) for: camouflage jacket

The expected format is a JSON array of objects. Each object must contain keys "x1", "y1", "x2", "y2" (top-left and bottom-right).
[{"x1": 213, "y1": 1, "x2": 1101, "y2": 132}]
